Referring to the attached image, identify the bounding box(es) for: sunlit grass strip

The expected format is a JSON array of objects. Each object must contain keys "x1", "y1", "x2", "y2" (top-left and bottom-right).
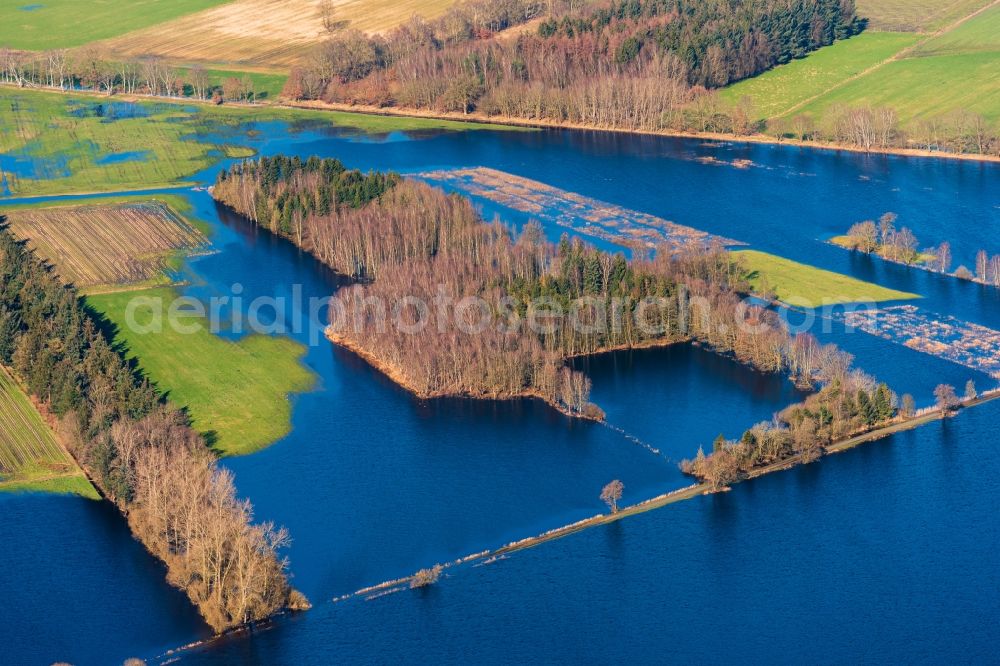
[
  {"x1": 0, "y1": 0, "x2": 233, "y2": 50},
  {"x1": 85, "y1": 287, "x2": 316, "y2": 456},
  {"x1": 734, "y1": 249, "x2": 920, "y2": 307},
  {"x1": 0, "y1": 366, "x2": 97, "y2": 498}
]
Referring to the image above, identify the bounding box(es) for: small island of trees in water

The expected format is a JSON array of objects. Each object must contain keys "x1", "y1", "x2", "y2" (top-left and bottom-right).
[
  {"x1": 835, "y1": 212, "x2": 1000, "y2": 287},
  {"x1": 214, "y1": 154, "x2": 873, "y2": 421}
]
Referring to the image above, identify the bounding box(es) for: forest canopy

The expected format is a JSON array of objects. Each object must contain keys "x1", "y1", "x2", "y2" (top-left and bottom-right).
[
  {"x1": 285, "y1": 0, "x2": 863, "y2": 132},
  {"x1": 213, "y1": 156, "x2": 861, "y2": 420}
]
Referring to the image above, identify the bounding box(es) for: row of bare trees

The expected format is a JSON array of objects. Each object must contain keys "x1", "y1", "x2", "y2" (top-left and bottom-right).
[
  {"x1": 213, "y1": 157, "x2": 864, "y2": 419},
  {"x1": 0, "y1": 46, "x2": 259, "y2": 102},
  {"x1": 0, "y1": 226, "x2": 300, "y2": 632},
  {"x1": 779, "y1": 104, "x2": 1000, "y2": 157}
]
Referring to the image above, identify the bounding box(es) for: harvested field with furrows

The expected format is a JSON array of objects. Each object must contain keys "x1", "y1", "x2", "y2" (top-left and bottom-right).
[
  {"x1": 856, "y1": 0, "x2": 994, "y2": 32},
  {"x1": 103, "y1": 0, "x2": 458, "y2": 70},
  {"x1": 0, "y1": 365, "x2": 94, "y2": 498},
  {"x1": 4, "y1": 202, "x2": 208, "y2": 288}
]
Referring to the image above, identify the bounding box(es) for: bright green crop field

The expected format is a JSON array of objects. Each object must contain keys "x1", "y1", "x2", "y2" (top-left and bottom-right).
[
  {"x1": 0, "y1": 366, "x2": 97, "y2": 498},
  {"x1": 793, "y1": 50, "x2": 1000, "y2": 124},
  {"x1": 912, "y1": 3, "x2": 1000, "y2": 55},
  {"x1": 724, "y1": 0, "x2": 1000, "y2": 127},
  {"x1": 0, "y1": 0, "x2": 233, "y2": 51}
]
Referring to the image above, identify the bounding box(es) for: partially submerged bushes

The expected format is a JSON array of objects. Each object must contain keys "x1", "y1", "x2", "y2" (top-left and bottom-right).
[
  {"x1": 411, "y1": 564, "x2": 443, "y2": 589},
  {"x1": 682, "y1": 373, "x2": 899, "y2": 489}
]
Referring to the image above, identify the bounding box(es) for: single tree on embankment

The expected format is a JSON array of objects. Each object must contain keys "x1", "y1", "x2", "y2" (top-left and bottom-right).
[
  {"x1": 601, "y1": 480, "x2": 624, "y2": 514},
  {"x1": 212, "y1": 156, "x2": 863, "y2": 420},
  {"x1": 935, "y1": 384, "x2": 961, "y2": 413},
  {"x1": 0, "y1": 225, "x2": 301, "y2": 632}
]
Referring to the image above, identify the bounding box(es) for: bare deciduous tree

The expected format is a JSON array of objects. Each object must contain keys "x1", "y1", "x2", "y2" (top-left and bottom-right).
[{"x1": 600, "y1": 479, "x2": 624, "y2": 513}]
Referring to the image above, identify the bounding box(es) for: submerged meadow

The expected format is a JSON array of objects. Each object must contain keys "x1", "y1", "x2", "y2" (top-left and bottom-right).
[{"x1": 0, "y1": 86, "x2": 998, "y2": 664}]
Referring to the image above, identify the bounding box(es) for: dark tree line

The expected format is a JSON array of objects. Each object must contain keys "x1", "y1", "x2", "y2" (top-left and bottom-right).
[
  {"x1": 0, "y1": 225, "x2": 301, "y2": 632},
  {"x1": 213, "y1": 156, "x2": 861, "y2": 419}
]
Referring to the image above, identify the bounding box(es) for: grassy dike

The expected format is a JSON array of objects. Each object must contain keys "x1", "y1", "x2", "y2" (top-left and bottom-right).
[{"x1": 85, "y1": 287, "x2": 315, "y2": 456}]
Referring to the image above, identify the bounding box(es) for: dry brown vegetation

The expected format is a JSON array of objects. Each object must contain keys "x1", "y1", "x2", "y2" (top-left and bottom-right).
[
  {"x1": 101, "y1": 0, "x2": 460, "y2": 70},
  {"x1": 4, "y1": 202, "x2": 207, "y2": 288},
  {"x1": 419, "y1": 167, "x2": 741, "y2": 251},
  {"x1": 213, "y1": 156, "x2": 854, "y2": 420},
  {"x1": 683, "y1": 371, "x2": 898, "y2": 490}
]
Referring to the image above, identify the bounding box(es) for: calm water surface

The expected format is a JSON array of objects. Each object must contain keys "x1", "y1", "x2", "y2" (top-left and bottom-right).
[{"x1": 1, "y1": 116, "x2": 998, "y2": 665}]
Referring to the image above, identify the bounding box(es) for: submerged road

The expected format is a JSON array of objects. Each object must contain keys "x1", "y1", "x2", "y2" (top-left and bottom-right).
[{"x1": 345, "y1": 388, "x2": 1000, "y2": 600}]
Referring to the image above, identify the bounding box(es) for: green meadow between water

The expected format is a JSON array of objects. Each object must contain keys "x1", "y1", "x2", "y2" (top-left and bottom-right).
[
  {"x1": 0, "y1": 87, "x2": 522, "y2": 198},
  {"x1": 85, "y1": 287, "x2": 315, "y2": 456},
  {"x1": 0, "y1": 0, "x2": 233, "y2": 51},
  {"x1": 734, "y1": 250, "x2": 920, "y2": 307},
  {"x1": 0, "y1": 367, "x2": 97, "y2": 498}
]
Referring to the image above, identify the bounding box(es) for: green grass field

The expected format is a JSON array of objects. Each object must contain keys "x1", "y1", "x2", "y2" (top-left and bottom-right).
[
  {"x1": 721, "y1": 32, "x2": 918, "y2": 119},
  {"x1": 0, "y1": 0, "x2": 233, "y2": 51},
  {"x1": 856, "y1": 0, "x2": 994, "y2": 32},
  {"x1": 734, "y1": 250, "x2": 920, "y2": 307},
  {"x1": 912, "y1": 3, "x2": 1000, "y2": 55},
  {"x1": 793, "y1": 50, "x2": 1000, "y2": 124},
  {"x1": 0, "y1": 367, "x2": 97, "y2": 498},
  {"x1": 204, "y1": 69, "x2": 289, "y2": 101},
  {"x1": 0, "y1": 88, "x2": 228, "y2": 196},
  {"x1": 801, "y1": 3, "x2": 1000, "y2": 125},
  {"x1": 723, "y1": 0, "x2": 1000, "y2": 128},
  {"x1": 85, "y1": 287, "x2": 315, "y2": 456}
]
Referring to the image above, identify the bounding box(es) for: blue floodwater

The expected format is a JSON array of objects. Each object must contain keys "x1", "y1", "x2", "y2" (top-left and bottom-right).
[
  {"x1": 0, "y1": 493, "x2": 210, "y2": 663},
  {"x1": 66, "y1": 100, "x2": 154, "y2": 121},
  {"x1": 185, "y1": 398, "x2": 1000, "y2": 665},
  {"x1": 1, "y1": 115, "x2": 998, "y2": 665},
  {"x1": 96, "y1": 150, "x2": 152, "y2": 165}
]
